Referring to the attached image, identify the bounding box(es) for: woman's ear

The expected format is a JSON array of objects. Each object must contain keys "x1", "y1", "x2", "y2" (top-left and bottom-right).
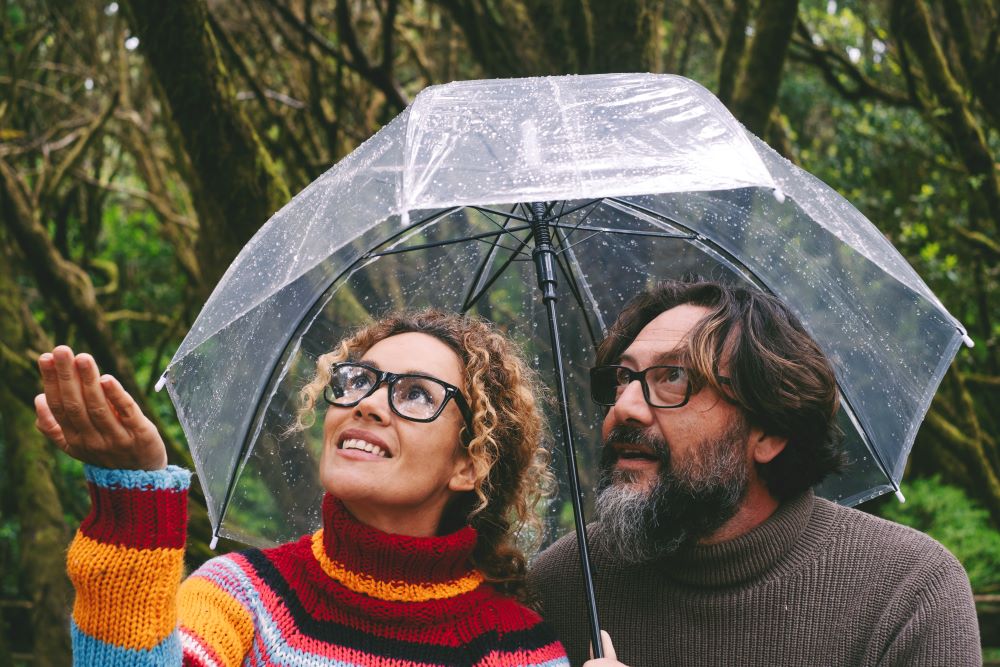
[
  {"x1": 448, "y1": 453, "x2": 477, "y2": 493},
  {"x1": 751, "y1": 430, "x2": 787, "y2": 464}
]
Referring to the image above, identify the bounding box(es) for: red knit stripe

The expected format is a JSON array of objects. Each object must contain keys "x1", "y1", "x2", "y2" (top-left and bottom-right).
[
  {"x1": 321, "y1": 495, "x2": 479, "y2": 585},
  {"x1": 180, "y1": 626, "x2": 224, "y2": 667},
  {"x1": 79, "y1": 483, "x2": 187, "y2": 549},
  {"x1": 472, "y1": 641, "x2": 568, "y2": 667},
  {"x1": 269, "y1": 537, "x2": 506, "y2": 630},
  {"x1": 225, "y1": 551, "x2": 470, "y2": 644},
  {"x1": 198, "y1": 554, "x2": 458, "y2": 662}
]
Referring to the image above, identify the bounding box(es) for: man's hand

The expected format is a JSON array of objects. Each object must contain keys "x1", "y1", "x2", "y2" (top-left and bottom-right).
[
  {"x1": 34, "y1": 345, "x2": 167, "y2": 470},
  {"x1": 584, "y1": 630, "x2": 629, "y2": 667}
]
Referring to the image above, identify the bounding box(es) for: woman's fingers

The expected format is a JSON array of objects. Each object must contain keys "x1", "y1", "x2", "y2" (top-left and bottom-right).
[
  {"x1": 37, "y1": 352, "x2": 66, "y2": 426},
  {"x1": 36, "y1": 346, "x2": 167, "y2": 470},
  {"x1": 100, "y1": 374, "x2": 146, "y2": 432},
  {"x1": 34, "y1": 394, "x2": 68, "y2": 450},
  {"x1": 51, "y1": 345, "x2": 95, "y2": 437},
  {"x1": 100, "y1": 375, "x2": 167, "y2": 470},
  {"x1": 75, "y1": 354, "x2": 129, "y2": 441}
]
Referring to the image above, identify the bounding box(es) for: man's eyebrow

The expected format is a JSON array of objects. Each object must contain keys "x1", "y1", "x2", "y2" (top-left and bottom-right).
[
  {"x1": 616, "y1": 348, "x2": 686, "y2": 366},
  {"x1": 652, "y1": 349, "x2": 685, "y2": 365}
]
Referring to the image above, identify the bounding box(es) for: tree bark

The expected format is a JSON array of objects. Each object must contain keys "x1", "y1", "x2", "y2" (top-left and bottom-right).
[
  {"x1": 717, "y1": 0, "x2": 750, "y2": 104},
  {"x1": 121, "y1": 0, "x2": 290, "y2": 291},
  {"x1": 891, "y1": 0, "x2": 1000, "y2": 227},
  {"x1": 0, "y1": 251, "x2": 72, "y2": 667},
  {"x1": 434, "y1": 0, "x2": 666, "y2": 76},
  {"x1": 729, "y1": 0, "x2": 800, "y2": 136}
]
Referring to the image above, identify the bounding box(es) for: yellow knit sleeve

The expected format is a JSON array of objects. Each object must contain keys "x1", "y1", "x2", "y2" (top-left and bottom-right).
[
  {"x1": 177, "y1": 574, "x2": 255, "y2": 667},
  {"x1": 67, "y1": 532, "x2": 186, "y2": 652}
]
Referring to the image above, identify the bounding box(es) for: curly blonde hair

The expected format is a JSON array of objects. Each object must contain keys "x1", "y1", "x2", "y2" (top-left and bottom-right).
[{"x1": 296, "y1": 310, "x2": 554, "y2": 598}]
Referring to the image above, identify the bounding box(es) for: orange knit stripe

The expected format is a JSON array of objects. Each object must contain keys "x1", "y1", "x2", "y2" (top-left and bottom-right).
[
  {"x1": 179, "y1": 577, "x2": 255, "y2": 667},
  {"x1": 67, "y1": 532, "x2": 184, "y2": 650},
  {"x1": 310, "y1": 530, "x2": 484, "y2": 602}
]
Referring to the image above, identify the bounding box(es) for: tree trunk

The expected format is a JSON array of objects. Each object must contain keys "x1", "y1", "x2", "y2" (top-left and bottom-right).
[
  {"x1": 121, "y1": 0, "x2": 291, "y2": 291},
  {"x1": 0, "y1": 253, "x2": 72, "y2": 667},
  {"x1": 729, "y1": 0, "x2": 800, "y2": 136},
  {"x1": 434, "y1": 0, "x2": 666, "y2": 76}
]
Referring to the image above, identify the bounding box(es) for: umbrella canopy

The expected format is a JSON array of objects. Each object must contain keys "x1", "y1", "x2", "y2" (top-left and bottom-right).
[{"x1": 160, "y1": 73, "x2": 968, "y2": 554}]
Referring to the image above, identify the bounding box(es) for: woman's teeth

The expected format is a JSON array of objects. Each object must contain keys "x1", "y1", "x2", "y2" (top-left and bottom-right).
[{"x1": 341, "y1": 438, "x2": 388, "y2": 458}]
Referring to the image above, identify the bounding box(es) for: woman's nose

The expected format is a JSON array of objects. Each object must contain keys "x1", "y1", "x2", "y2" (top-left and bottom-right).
[{"x1": 354, "y1": 385, "x2": 392, "y2": 422}]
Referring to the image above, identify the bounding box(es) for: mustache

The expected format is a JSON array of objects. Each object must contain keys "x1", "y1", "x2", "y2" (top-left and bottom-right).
[{"x1": 600, "y1": 425, "x2": 670, "y2": 468}]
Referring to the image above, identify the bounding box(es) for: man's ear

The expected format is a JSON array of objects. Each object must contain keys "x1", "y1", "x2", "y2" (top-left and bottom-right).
[
  {"x1": 448, "y1": 454, "x2": 477, "y2": 493},
  {"x1": 751, "y1": 429, "x2": 787, "y2": 464}
]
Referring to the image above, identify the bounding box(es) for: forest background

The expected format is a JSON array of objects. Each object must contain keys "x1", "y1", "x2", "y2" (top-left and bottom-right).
[{"x1": 1, "y1": 0, "x2": 998, "y2": 664}]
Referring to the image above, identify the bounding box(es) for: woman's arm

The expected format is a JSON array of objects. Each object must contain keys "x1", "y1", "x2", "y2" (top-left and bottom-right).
[{"x1": 67, "y1": 465, "x2": 190, "y2": 665}]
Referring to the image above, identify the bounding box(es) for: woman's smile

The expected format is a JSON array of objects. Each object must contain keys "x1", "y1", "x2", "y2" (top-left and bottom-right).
[{"x1": 337, "y1": 428, "x2": 392, "y2": 459}]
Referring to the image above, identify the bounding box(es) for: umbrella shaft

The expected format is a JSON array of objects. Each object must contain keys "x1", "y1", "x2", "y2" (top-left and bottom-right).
[{"x1": 530, "y1": 203, "x2": 604, "y2": 659}]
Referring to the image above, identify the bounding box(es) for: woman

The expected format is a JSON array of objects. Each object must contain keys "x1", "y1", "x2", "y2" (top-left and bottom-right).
[{"x1": 35, "y1": 310, "x2": 569, "y2": 666}]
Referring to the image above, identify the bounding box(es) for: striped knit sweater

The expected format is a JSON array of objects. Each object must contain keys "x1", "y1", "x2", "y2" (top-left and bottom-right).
[{"x1": 67, "y1": 465, "x2": 569, "y2": 666}]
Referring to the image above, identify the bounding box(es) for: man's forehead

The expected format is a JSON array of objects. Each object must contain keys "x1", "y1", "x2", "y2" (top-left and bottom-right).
[{"x1": 620, "y1": 304, "x2": 710, "y2": 358}]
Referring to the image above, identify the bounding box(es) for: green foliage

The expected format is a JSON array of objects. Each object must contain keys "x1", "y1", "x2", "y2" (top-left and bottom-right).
[{"x1": 878, "y1": 476, "x2": 1000, "y2": 593}]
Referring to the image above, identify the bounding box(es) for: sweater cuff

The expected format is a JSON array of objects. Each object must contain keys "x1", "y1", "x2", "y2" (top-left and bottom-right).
[{"x1": 80, "y1": 465, "x2": 190, "y2": 550}]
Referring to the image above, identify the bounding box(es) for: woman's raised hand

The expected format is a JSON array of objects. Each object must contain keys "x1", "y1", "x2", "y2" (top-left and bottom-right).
[{"x1": 34, "y1": 346, "x2": 167, "y2": 470}]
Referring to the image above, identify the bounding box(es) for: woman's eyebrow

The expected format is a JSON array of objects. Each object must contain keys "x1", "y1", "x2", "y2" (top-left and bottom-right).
[{"x1": 356, "y1": 360, "x2": 437, "y2": 376}]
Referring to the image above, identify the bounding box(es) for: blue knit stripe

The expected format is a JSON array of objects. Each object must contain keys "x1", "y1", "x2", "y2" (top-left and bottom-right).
[
  {"x1": 71, "y1": 621, "x2": 181, "y2": 666},
  {"x1": 84, "y1": 464, "x2": 191, "y2": 491}
]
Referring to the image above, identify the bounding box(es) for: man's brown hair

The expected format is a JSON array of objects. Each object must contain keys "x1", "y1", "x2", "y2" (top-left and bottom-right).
[{"x1": 595, "y1": 278, "x2": 845, "y2": 500}]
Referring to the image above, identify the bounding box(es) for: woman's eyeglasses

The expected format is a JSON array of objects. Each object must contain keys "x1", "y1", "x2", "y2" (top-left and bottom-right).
[
  {"x1": 324, "y1": 362, "x2": 474, "y2": 429},
  {"x1": 590, "y1": 364, "x2": 731, "y2": 409}
]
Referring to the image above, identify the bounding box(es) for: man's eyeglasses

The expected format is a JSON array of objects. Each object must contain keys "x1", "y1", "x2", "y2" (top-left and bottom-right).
[
  {"x1": 324, "y1": 362, "x2": 474, "y2": 429},
  {"x1": 590, "y1": 364, "x2": 731, "y2": 409}
]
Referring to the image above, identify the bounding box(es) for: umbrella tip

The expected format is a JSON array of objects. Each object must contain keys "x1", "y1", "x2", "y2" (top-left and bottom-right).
[
  {"x1": 772, "y1": 187, "x2": 786, "y2": 204},
  {"x1": 154, "y1": 374, "x2": 167, "y2": 392},
  {"x1": 894, "y1": 489, "x2": 906, "y2": 503},
  {"x1": 962, "y1": 333, "x2": 975, "y2": 348},
  {"x1": 210, "y1": 535, "x2": 219, "y2": 550}
]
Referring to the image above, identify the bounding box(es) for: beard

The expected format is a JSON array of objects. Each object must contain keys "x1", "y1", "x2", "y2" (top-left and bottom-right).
[{"x1": 594, "y1": 417, "x2": 751, "y2": 565}]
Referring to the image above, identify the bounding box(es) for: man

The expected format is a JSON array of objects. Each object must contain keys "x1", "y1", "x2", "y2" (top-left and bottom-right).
[{"x1": 528, "y1": 279, "x2": 980, "y2": 666}]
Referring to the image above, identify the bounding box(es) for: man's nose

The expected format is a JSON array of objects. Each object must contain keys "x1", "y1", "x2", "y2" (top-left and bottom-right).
[{"x1": 610, "y1": 379, "x2": 654, "y2": 426}]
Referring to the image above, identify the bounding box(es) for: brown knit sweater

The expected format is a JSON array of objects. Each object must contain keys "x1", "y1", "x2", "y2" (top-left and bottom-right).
[{"x1": 528, "y1": 491, "x2": 981, "y2": 666}]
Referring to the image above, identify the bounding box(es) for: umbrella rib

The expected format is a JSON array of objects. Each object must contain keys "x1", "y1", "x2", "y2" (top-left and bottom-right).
[
  {"x1": 552, "y1": 230, "x2": 606, "y2": 254},
  {"x1": 547, "y1": 199, "x2": 603, "y2": 242},
  {"x1": 551, "y1": 226, "x2": 604, "y2": 348},
  {"x1": 366, "y1": 225, "x2": 533, "y2": 257},
  {"x1": 461, "y1": 231, "x2": 535, "y2": 312},
  {"x1": 461, "y1": 208, "x2": 522, "y2": 312},
  {"x1": 469, "y1": 204, "x2": 532, "y2": 230},
  {"x1": 473, "y1": 238, "x2": 534, "y2": 256},
  {"x1": 549, "y1": 223, "x2": 695, "y2": 239}
]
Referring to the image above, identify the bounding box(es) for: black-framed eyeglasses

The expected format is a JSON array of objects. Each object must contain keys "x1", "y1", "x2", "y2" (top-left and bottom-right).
[
  {"x1": 324, "y1": 362, "x2": 474, "y2": 429},
  {"x1": 590, "y1": 364, "x2": 731, "y2": 409}
]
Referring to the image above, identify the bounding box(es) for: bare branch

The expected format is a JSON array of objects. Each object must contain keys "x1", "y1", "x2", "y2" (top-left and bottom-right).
[
  {"x1": 790, "y1": 19, "x2": 913, "y2": 107},
  {"x1": 336, "y1": 0, "x2": 408, "y2": 110},
  {"x1": 104, "y1": 309, "x2": 174, "y2": 326},
  {"x1": 954, "y1": 226, "x2": 1000, "y2": 258},
  {"x1": 41, "y1": 94, "x2": 118, "y2": 200},
  {"x1": 0, "y1": 157, "x2": 192, "y2": 469},
  {"x1": 689, "y1": 0, "x2": 724, "y2": 48}
]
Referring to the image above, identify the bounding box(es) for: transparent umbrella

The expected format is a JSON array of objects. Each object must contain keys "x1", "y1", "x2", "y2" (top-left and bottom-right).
[{"x1": 158, "y1": 73, "x2": 970, "y2": 656}]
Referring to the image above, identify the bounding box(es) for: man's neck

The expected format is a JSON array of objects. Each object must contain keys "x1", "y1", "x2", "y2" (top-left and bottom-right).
[{"x1": 699, "y1": 480, "x2": 779, "y2": 545}]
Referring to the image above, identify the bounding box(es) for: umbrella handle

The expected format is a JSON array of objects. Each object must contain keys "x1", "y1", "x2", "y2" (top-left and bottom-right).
[{"x1": 530, "y1": 202, "x2": 605, "y2": 660}]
